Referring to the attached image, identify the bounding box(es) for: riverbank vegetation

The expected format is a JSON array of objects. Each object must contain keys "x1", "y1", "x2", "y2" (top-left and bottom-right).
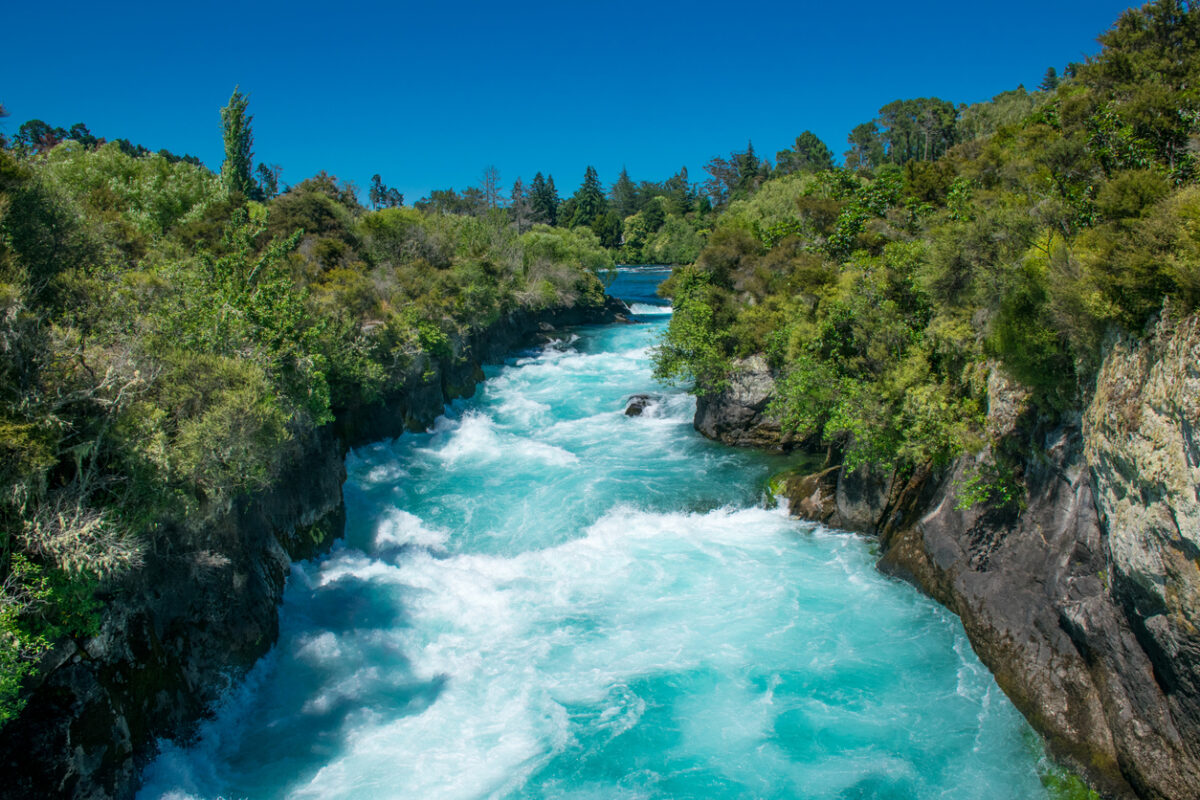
[
  {"x1": 0, "y1": 90, "x2": 613, "y2": 723},
  {"x1": 655, "y1": 0, "x2": 1200, "y2": 480}
]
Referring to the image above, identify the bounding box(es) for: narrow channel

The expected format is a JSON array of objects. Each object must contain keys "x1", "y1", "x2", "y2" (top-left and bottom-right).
[{"x1": 139, "y1": 267, "x2": 1053, "y2": 799}]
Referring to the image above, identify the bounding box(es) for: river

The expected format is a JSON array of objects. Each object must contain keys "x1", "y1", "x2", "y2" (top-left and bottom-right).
[{"x1": 138, "y1": 267, "x2": 1056, "y2": 799}]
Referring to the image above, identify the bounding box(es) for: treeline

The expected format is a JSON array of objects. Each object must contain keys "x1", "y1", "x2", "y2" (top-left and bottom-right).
[
  {"x1": 411, "y1": 163, "x2": 710, "y2": 265},
  {"x1": 0, "y1": 90, "x2": 613, "y2": 724},
  {"x1": 402, "y1": 131, "x2": 845, "y2": 266},
  {"x1": 655, "y1": 0, "x2": 1200, "y2": 501}
]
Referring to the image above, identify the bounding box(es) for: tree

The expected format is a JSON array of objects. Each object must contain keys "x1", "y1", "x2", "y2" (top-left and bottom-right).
[
  {"x1": 368, "y1": 174, "x2": 403, "y2": 210},
  {"x1": 863, "y1": 98, "x2": 958, "y2": 165},
  {"x1": 257, "y1": 163, "x2": 282, "y2": 199},
  {"x1": 570, "y1": 166, "x2": 607, "y2": 228},
  {"x1": 14, "y1": 120, "x2": 63, "y2": 153},
  {"x1": 1075, "y1": 0, "x2": 1200, "y2": 174},
  {"x1": 776, "y1": 131, "x2": 834, "y2": 175},
  {"x1": 664, "y1": 166, "x2": 694, "y2": 214},
  {"x1": 703, "y1": 142, "x2": 766, "y2": 208},
  {"x1": 220, "y1": 87, "x2": 256, "y2": 198},
  {"x1": 1040, "y1": 67, "x2": 1060, "y2": 91},
  {"x1": 510, "y1": 177, "x2": 534, "y2": 232},
  {"x1": 593, "y1": 210, "x2": 623, "y2": 249},
  {"x1": 415, "y1": 188, "x2": 476, "y2": 215},
  {"x1": 65, "y1": 123, "x2": 99, "y2": 148},
  {"x1": 845, "y1": 122, "x2": 885, "y2": 171},
  {"x1": 610, "y1": 167, "x2": 639, "y2": 217},
  {"x1": 481, "y1": 165, "x2": 504, "y2": 210},
  {"x1": 462, "y1": 186, "x2": 487, "y2": 215},
  {"x1": 643, "y1": 196, "x2": 666, "y2": 232},
  {"x1": 530, "y1": 172, "x2": 560, "y2": 225},
  {"x1": 736, "y1": 141, "x2": 765, "y2": 194},
  {"x1": 702, "y1": 155, "x2": 737, "y2": 207}
]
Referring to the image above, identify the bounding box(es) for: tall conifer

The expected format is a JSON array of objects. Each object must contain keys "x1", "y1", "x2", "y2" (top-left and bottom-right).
[{"x1": 220, "y1": 87, "x2": 255, "y2": 198}]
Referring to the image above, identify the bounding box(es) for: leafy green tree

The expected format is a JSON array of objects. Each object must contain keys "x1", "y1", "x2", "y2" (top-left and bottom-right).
[
  {"x1": 257, "y1": 163, "x2": 282, "y2": 199},
  {"x1": 704, "y1": 143, "x2": 767, "y2": 208},
  {"x1": 642, "y1": 196, "x2": 666, "y2": 232},
  {"x1": 1075, "y1": 0, "x2": 1200, "y2": 176},
  {"x1": 219, "y1": 87, "x2": 256, "y2": 199},
  {"x1": 14, "y1": 120, "x2": 63, "y2": 153},
  {"x1": 845, "y1": 122, "x2": 885, "y2": 171},
  {"x1": 875, "y1": 98, "x2": 958, "y2": 163},
  {"x1": 592, "y1": 210, "x2": 623, "y2": 249},
  {"x1": 369, "y1": 174, "x2": 403, "y2": 209},
  {"x1": 776, "y1": 131, "x2": 834, "y2": 176},
  {"x1": 1040, "y1": 67, "x2": 1060, "y2": 91}
]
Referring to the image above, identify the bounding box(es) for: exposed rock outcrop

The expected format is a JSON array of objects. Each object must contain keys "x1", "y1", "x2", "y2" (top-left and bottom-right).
[
  {"x1": 694, "y1": 355, "x2": 793, "y2": 450},
  {"x1": 758, "y1": 320, "x2": 1200, "y2": 799},
  {"x1": 0, "y1": 297, "x2": 628, "y2": 800},
  {"x1": 1083, "y1": 313, "x2": 1200, "y2": 798},
  {"x1": 624, "y1": 394, "x2": 658, "y2": 416}
]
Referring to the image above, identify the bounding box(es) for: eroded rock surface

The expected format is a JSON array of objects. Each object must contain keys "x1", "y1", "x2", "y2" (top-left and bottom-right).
[
  {"x1": 765, "y1": 318, "x2": 1200, "y2": 799},
  {"x1": 1084, "y1": 313, "x2": 1200, "y2": 797},
  {"x1": 694, "y1": 356, "x2": 792, "y2": 450}
]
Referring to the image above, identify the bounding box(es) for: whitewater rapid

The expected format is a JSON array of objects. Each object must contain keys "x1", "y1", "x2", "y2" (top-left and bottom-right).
[{"x1": 138, "y1": 268, "x2": 1055, "y2": 799}]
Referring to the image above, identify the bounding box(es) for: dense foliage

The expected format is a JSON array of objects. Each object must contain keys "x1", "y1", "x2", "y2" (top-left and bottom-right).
[
  {"x1": 656, "y1": 0, "x2": 1200, "y2": 478},
  {"x1": 0, "y1": 99, "x2": 611, "y2": 723}
]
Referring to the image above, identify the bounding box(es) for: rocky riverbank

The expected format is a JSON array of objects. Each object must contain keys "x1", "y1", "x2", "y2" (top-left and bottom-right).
[
  {"x1": 0, "y1": 297, "x2": 627, "y2": 800},
  {"x1": 704, "y1": 313, "x2": 1200, "y2": 800}
]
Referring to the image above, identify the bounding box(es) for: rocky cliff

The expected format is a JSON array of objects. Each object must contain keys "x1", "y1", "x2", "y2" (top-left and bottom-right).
[
  {"x1": 0, "y1": 297, "x2": 626, "y2": 800},
  {"x1": 694, "y1": 355, "x2": 794, "y2": 450},
  {"x1": 703, "y1": 313, "x2": 1200, "y2": 800}
]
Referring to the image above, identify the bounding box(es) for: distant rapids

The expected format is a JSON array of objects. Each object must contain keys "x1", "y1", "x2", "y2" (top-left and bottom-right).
[{"x1": 139, "y1": 267, "x2": 1055, "y2": 799}]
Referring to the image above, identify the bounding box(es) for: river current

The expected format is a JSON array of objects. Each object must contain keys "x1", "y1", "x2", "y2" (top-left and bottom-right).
[{"x1": 139, "y1": 268, "x2": 1056, "y2": 799}]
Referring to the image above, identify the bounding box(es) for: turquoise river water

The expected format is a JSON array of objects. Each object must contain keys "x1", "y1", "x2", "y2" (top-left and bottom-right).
[{"x1": 139, "y1": 268, "x2": 1056, "y2": 799}]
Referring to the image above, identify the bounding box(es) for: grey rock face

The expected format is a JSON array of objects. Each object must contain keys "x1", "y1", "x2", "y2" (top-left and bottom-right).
[
  {"x1": 835, "y1": 462, "x2": 896, "y2": 534},
  {"x1": 876, "y1": 436, "x2": 1153, "y2": 797},
  {"x1": 1083, "y1": 313, "x2": 1200, "y2": 797},
  {"x1": 759, "y1": 319, "x2": 1200, "y2": 799},
  {"x1": 694, "y1": 356, "x2": 791, "y2": 450}
]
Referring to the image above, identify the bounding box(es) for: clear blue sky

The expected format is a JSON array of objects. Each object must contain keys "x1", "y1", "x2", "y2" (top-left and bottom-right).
[{"x1": 1, "y1": 0, "x2": 1141, "y2": 202}]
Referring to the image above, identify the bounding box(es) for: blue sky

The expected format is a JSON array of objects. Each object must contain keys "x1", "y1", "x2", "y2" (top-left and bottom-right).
[{"x1": 2, "y1": 0, "x2": 1141, "y2": 202}]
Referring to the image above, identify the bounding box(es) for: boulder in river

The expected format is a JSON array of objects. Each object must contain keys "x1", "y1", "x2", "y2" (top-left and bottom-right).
[{"x1": 625, "y1": 394, "x2": 658, "y2": 416}]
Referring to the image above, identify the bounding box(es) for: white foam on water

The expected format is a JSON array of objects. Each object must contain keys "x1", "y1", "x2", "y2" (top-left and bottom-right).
[
  {"x1": 430, "y1": 412, "x2": 578, "y2": 468},
  {"x1": 374, "y1": 509, "x2": 449, "y2": 552},
  {"x1": 628, "y1": 302, "x2": 673, "y2": 316},
  {"x1": 138, "y1": 316, "x2": 1053, "y2": 800}
]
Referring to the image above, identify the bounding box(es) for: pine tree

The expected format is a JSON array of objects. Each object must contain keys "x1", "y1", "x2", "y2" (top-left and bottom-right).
[
  {"x1": 570, "y1": 166, "x2": 607, "y2": 228},
  {"x1": 530, "y1": 172, "x2": 560, "y2": 225},
  {"x1": 610, "y1": 167, "x2": 638, "y2": 217},
  {"x1": 735, "y1": 142, "x2": 762, "y2": 195},
  {"x1": 220, "y1": 87, "x2": 256, "y2": 198},
  {"x1": 545, "y1": 175, "x2": 559, "y2": 225},
  {"x1": 369, "y1": 174, "x2": 385, "y2": 209},
  {"x1": 1040, "y1": 67, "x2": 1060, "y2": 92},
  {"x1": 510, "y1": 177, "x2": 534, "y2": 232}
]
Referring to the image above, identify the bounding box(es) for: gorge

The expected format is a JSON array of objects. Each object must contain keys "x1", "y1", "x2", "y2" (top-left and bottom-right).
[{"x1": 134, "y1": 268, "x2": 1074, "y2": 799}]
